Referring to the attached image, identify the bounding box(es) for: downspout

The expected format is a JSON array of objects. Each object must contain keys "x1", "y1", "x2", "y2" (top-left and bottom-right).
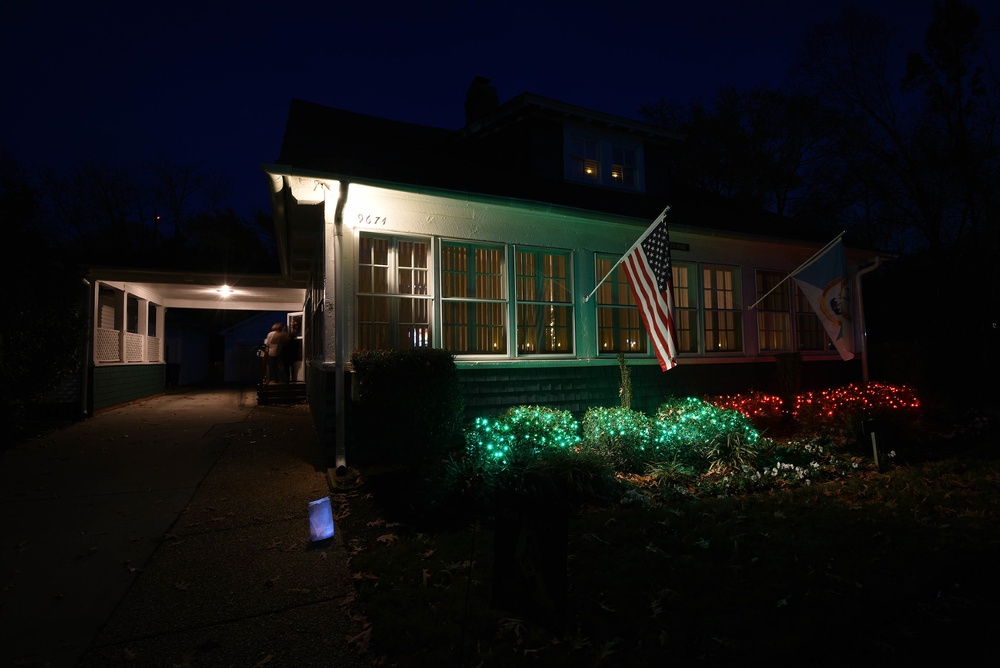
[
  {"x1": 854, "y1": 257, "x2": 881, "y2": 384},
  {"x1": 332, "y1": 181, "x2": 349, "y2": 473},
  {"x1": 80, "y1": 278, "x2": 94, "y2": 418}
]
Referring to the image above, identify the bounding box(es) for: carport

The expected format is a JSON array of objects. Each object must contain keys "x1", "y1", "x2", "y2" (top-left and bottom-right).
[{"x1": 82, "y1": 267, "x2": 306, "y2": 414}]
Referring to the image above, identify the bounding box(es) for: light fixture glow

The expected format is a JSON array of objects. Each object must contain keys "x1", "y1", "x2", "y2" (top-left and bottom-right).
[{"x1": 217, "y1": 285, "x2": 234, "y2": 297}]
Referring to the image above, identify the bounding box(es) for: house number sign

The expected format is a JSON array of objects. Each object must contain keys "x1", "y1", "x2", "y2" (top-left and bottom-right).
[{"x1": 357, "y1": 214, "x2": 388, "y2": 226}]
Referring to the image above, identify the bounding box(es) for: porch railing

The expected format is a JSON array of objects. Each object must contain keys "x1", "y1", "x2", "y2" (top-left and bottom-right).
[{"x1": 95, "y1": 327, "x2": 163, "y2": 364}]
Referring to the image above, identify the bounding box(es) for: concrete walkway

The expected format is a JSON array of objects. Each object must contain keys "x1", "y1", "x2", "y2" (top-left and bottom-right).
[{"x1": 0, "y1": 386, "x2": 360, "y2": 668}]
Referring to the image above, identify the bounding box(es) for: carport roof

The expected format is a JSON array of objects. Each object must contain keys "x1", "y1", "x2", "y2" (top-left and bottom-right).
[{"x1": 86, "y1": 267, "x2": 306, "y2": 311}]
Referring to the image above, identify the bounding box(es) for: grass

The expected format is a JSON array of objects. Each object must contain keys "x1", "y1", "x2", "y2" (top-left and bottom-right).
[{"x1": 332, "y1": 396, "x2": 1000, "y2": 667}]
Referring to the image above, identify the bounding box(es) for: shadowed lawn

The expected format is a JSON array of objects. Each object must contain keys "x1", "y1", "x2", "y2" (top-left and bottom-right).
[{"x1": 334, "y1": 408, "x2": 999, "y2": 666}]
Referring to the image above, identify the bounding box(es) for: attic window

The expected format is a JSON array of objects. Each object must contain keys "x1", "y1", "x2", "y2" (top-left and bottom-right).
[
  {"x1": 570, "y1": 137, "x2": 600, "y2": 181},
  {"x1": 611, "y1": 147, "x2": 637, "y2": 186},
  {"x1": 564, "y1": 128, "x2": 644, "y2": 191}
]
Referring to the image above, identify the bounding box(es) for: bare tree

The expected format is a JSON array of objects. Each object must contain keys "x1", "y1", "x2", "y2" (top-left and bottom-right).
[
  {"x1": 792, "y1": 0, "x2": 999, "y2": 253},
  {"x1": 147, "y1": 158, "x2": 229, "y2": 241},
  {"x1": 641, "y1": 86, "x2": 827, "y2": 218}
]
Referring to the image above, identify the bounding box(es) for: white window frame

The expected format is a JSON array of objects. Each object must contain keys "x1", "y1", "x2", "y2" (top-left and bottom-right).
[
  {"x1": 356, "y1": 233, "x2": 433, "y2": 351},
  {"x1": 514, "y1": 245, "x2": 575, "y2": 356},
  {"x1": 438, "y1": 238, "x2": 509, "y2": 357}
]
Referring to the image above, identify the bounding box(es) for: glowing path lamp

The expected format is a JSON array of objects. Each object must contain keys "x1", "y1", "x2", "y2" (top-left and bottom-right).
[{"x1": 308, "y1": 497, "x2": 335, "y2": 542}]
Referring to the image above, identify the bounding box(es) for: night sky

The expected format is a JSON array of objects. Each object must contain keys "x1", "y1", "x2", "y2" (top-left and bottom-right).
[{"x1": 3, "y1": 0, "x2": 994, "y2": 218}]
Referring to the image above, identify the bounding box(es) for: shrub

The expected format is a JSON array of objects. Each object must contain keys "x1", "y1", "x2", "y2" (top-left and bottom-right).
[
  {"x1": 652, "y1": 397, "x2": 762, "y2": 473},
  {"x1": 456, "y1": 406, "x2": 599, "y2": 510},
  {"x1": 793, "y1": 382, "x2": 923, "y2": 453},
  {"x1": 350, "y1": 348, "x2": 465, "y2": 467},
  {"x1": 705, "y1": 430, "x2": 759, "y2": 475},
  {"x1": 464, "y1": 405, "x2": 581, "y2": 474},
  {"x1": 581, "y1": 406, "x2": 656, "y2": 474}
]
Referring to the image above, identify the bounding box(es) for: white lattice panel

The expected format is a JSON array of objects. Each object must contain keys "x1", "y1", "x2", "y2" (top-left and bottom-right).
[
  {"x1": 148, "y1": 336, "x2": 161, "y2": 362},
  {"x1": 125, "y1": 332, "x2": 144, "y2": 362},
  {"x1": 95, "y1": 328, "x2": 121, "y2": 362}
]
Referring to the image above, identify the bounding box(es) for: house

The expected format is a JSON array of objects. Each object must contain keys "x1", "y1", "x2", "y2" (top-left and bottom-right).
[{"x1": 263, "y1": 78, "x2": 882, "y2": 469}]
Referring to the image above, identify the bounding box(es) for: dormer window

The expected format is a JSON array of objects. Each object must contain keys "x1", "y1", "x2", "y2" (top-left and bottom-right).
[
  {"x1": 611, "y1": 146, "x2": 637, "y2": 186},
  {"x1": 571, "y1": 138, "x2": 600, "y2": 181},
  {"x1": 565, "y1": 128, "x2": 643, "y2": 191}
]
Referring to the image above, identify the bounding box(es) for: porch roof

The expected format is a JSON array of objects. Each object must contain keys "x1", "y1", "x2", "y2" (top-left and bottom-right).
[{"x1": 86, "y1": 267, "x2": 306, "y2": 311}]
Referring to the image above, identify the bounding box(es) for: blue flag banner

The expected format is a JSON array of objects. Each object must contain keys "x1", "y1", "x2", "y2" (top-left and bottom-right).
[{"x1": 791, "y1": 238, "x2": 854, "y2": 361}]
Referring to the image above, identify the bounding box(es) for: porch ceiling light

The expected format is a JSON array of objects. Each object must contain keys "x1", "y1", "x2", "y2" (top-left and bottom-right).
[{"x1": 217, "y1": 285, "x2": 234, "y2": 297}]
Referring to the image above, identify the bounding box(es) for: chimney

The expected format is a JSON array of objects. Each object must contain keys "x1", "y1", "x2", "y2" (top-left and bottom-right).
[{"x1": 465, "y1": 76, "x2": 498, "y2": 126}]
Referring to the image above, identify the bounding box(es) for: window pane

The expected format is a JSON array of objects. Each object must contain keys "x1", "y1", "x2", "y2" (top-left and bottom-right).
[
  {"x1": 517, "y1": 304, "x2": 573, "y2": 354},
  {"x1": 442, "y1": 302, "x2": 505, "y2": 354},
  {"x1": 758, "y1": 312, "x2": 791, "y2": 351},
  {"x1": 516, "y1": 249, "x2": 573, "y2": 355},
  {"x1": 705, "y1": 310, "x2": 742, "y2": 352},
  {"x1": 357, "y1": 295, "x2": 390, "y2": 350},
  {"x1": 756, "y1": 270, "x2": 791, "y2": 351},
  {"x1": 672, "y1": 263, "x2": 698, "y2": 353},
  {"x1": 675, "y1": 308, "x2": 697, "y2": 353},
  {"x1": 357, "y1": 235, "x2": 430, "y2": 350},
  {"x1": 596, "y1": 256, "x2": 643, "y2": 353},
  {"x1": 703, "y1": 265, "x2": 742, "y2": 353},
  {"x1": 796, "y1": 290, "x2": 830, "y2": 351},
  {"x1": 597, "y1": 305, "x2": 646, "y2": 353},
  {"x1": 441, "y1": 244, "x2": 467, "y2": 297},
  {"x1": 441, "y1": 241, "x2": 507, "y2": 355},
  {"x1": 475, "y1": 247, "x2": 504, "y2": 299}
]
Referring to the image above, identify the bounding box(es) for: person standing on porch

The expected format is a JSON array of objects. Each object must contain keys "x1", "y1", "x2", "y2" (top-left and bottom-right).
[{"x1": 264, "y1": 323, "x2": 289, "y2": 384}]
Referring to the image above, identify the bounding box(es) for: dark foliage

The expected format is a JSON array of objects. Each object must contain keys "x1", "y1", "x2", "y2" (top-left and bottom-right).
[
  {"x1": 349, "y1": 348, "x2": 466, "y2": 468},
  {"x1": 1, "y1": 156, "x2": 88, "y2": 438}
]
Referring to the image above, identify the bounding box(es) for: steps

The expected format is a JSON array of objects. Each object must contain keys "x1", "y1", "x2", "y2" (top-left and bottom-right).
[{"x1": 257, "y1": 381, "x2": 307, "y2": 405}]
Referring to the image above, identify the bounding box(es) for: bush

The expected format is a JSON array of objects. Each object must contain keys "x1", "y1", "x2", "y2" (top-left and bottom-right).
[
  {"x1": 350, "y1": 348, "x2": 465, "y2": 467},
  {"x1": 581, "y1": 406, "x2": 656, "y2": 474},
  {"x1": 792, "y1": 382, "x2": 924, "y2": 453},
  {"x1": 652, "y1": 397, "x2": 762, "y2": 473},
  {"x1": 456, "y1": 406, "x2": 599, "y2": 510},
  {"x1": 464, "y1": 405, "x2": 581, "y2": 475}
]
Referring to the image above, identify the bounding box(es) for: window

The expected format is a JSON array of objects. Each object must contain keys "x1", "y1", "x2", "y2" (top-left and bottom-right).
[
  {"x1": 703, "y1": 264, "x2": 743, "y2": 352},
  {"x1": 565, "y1": 128, "x2": 643, "y2": 191},
  {"x1": 672, "y1": 262, "x2": 699, "y2": 353},
  {"x1": 756, "y1": 270, "x2": 792, "y2": 352},
  {"x1": 595, "y1": 255, "x2": 646, "y2": 354},
  {"x1": 357, "y1": 235, "x2": 431, "y2": 350},
  {"x1": 611, "y1": 146, "x2": 637, "y2": 186},
  {"x1": 516, "y1": 248, "x2": 573, "y2": 354},
  {"x1": 441, "y1": 241, "x2": 506, "y2": 354},
  {"x1": 795, "y1": 288, "x2": 833, "y2": 352},
  {"x1": 570, "y1": 137, "x2": 600, "y2": 181}
]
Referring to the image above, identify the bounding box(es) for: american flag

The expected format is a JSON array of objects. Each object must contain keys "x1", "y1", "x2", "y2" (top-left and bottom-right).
[{"x1": 622, "y1": 209, "x2": 679, "y2": 371}]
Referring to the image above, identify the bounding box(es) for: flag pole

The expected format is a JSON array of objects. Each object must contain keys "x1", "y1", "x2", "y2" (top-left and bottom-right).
[
  {"x1": 584, "y1": 206, "x2": 671, "y2": 302},
  {"x1": 747, "y1": 230, "x2": 846, "y2": 310}
]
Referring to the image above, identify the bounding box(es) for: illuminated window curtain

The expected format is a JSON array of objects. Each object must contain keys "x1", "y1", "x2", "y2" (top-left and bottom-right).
[
  {"x1": 756, "y1": 270, "x2": 792, "y2": 352},
  {"x1": 516, "y1": 248, "x2": 573, "y2": 355},
  {"x1": 703, "y1": 264, "x2": 743, "y2": 352},
  {"x1": 795, "y1": 288, "x2": 832, "y2": 351},
  {"x1": 672, "y1": 262, "x2": 698, "y2": 353},
  {"x1": 357, "y1": 235, "x2": 431, "y2": 350},
  {"x1": 595, "y1": 255, "x2": 646, "y2": 354},
  {"x1": 441, "y1": 241, "x2": 507, "y2": 354}
]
